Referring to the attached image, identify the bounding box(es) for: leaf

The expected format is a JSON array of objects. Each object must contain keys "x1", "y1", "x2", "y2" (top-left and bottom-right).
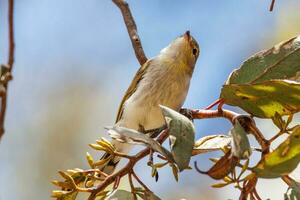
[
  {"x1": 89, "y1": 143, "x2": 107, "y2": 152},
  {"x1": 86, "y1": 152, "x2": 94, "y2": 168},
  {"x1": 272, "y1": 112, "x2": 286, "y2": 130},
  {"x1": 211, "y1": 182, "x2": 231, "y2": 188},
  {"x1": 284, "y1": 179, "x2": 300, "y2": 200},
  {"x1": 230, "y1": 120, "x2": 252, "y2": 159},
  {"x1": 51, "y1": 190, "x2": 78, "y2": 200},
  {"x1": 253, "y1": 125, "x2": 300, "y2": 178},
  {"x1": 193, "y1": 134, "x2": 231, "y2": 155},
  {"x1": 95, "y1": 138, "x2": 115, "y2": 153},
  {"x1": 51, "y1": 180, "x2": 73, "y2": 190},
  {"x1": 105, "y1": 190, "x2": 135, "y2": 200},
  {"x1": 93, "y1": 155, "x2": 112, "y2": 167},
  {"x1": 136, "y1": 190, "x2": 162, "y2": 200},
  {"x1": 171, "y1": 164, "x2": 179, "y2": 182},
  {"x1": 227, "y1": 35, "x2": 300, "y2": 84},
  {"x1": 160, "y1": 105, "x2": 195, "y2": 171},
  {"x1": 106, "y1": 126, "x2": 175, "y2": 163},
  {"x1": 289, "y1": 180, "x2": 300, "y2": 199},
  {"x1": 195, "y1": 151, "x2": 239, "y2": 180},
  {"x1": 220, "y1": 80, "x2": 300, "y2": 118},
  {"x1": 58, "y1": 171, "x2": 77, "y2": 188}
]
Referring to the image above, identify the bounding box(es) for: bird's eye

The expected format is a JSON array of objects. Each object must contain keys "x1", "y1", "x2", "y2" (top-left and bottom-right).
[{"x1": 192, "y1": 48, "x2": 198, "y2": 56}]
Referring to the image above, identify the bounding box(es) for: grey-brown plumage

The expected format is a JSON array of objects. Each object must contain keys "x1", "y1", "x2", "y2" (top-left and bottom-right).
[{"x1": 101, "y1": 31, "x2": 199, "y2": 174}]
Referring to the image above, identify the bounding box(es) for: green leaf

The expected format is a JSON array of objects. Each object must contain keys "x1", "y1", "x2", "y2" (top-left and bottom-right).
[
  {"x1": 193, "y1": 134, "x2": 231, "y2": 154},
  {"x1": 284, "y1": 179, "x2": 300, "y2": 200},
  {"x1": 220, "y1": 80, "x2": 300, "y2": 118},
  {"x1": 227, "y1": 35, "x2": 300, "y2": 84},
  {"x1": 272, "y1": 112, "x2": 286, "y2": 130},
  {"x1": 289, "y1": 180, "x2": 300, "y2": 199},
  {"x1": 107, "y1": 126, "x2": 175, "y2": 163},
  {"x1": 253, "y1": 125, "x2": 300, "y2": 178},
  {"x1": 160, "y1": 105, "x2": 195, "y2": 171},
  {"x1": 230, "y1": 120, "x2": 252, "y2": 159},
  {"x1": 105, "y1": 190, "x2": 135, "y2": 200}
]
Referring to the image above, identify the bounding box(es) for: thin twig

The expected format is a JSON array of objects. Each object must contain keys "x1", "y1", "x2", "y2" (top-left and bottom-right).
[
  {"x1": 87, "y1": 129, "x2": 170, "y2": 200},
  {"x1": 67, "y1": 107, "x2": 280, "y2": 200},
  {"x1": 112, "y1": 0, "x2": 147, "y2": 65},
  {"x1": 246, "y1": 121, "x2": 269, "y2": 154},
  {"x1": 268, "y1": 129, "x2": 288, "y2": 143},
  {"x1": 253, "y1": 188, "x2": 262, "y2": 200},
  {"x1": 269, "y1": 0, "x2": 275, "y2": 11},
  {"x1": 128, "y1": 172, "x2": 137, "y2": 200},
  {"x1": 128, "y1": 172, "x2": 135, "y2": 192},
  {"x1": 132, "y1": 170, "x2": 150, "y2": 191},
  {"x1": 114, "y1": 151, "x2": 135, "y2": 160},
  {"x1": 282, "y1": 175, "x2": 293, "y2": 186},
  {"x1": 0, "y1": 0, "x2": 15, "y2": 140},
  {"x1": 87, "y1": 109, "x2": 240, "y2": 199}
]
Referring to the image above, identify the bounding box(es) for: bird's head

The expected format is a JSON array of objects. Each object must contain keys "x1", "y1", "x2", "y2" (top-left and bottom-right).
[{"x1": 160, "y1": 31, "x2": 200, "y2": 72}]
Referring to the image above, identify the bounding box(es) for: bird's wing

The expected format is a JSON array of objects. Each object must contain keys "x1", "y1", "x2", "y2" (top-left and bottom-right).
[{"x1": 115, "y1": 59, "x2": 152, "y2": 123}]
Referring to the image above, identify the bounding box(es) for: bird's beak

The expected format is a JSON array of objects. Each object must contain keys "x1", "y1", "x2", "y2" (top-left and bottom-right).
[{"x1": 183, "y1": 30, "x2": 191, "y2": 41}]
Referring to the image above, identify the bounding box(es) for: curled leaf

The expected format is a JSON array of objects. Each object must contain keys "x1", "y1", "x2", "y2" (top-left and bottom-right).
[
  {"x1": 107, "y1": 126, "x2": 175, "y2": 163},
  {"x1": 194, "y1": 151, "x2": 239, "y2": 180},
  {"x1": 193, "y1": 134, "x2": 231, "y2": 155},
  {"x1": 160, "y1": 105, "x2": 195, "y2": 171}
]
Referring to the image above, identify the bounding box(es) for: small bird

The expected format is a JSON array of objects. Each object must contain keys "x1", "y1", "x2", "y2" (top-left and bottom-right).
[{"x1": 101, "y1": 31, "x2": 199, "y2": 174}]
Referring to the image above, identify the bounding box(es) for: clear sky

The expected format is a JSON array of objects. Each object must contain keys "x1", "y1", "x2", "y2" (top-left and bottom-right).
[{"x1": 0, "y1": 0, "x2": 300, "y2": 199}]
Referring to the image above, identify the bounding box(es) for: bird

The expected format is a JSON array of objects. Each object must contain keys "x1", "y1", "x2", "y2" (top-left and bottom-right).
[{"x1": 101, "y1": 31, "x2": 199, "y2": 174}]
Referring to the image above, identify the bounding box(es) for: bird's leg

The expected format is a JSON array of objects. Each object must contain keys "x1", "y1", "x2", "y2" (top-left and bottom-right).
[{"x1": 180, "y1": 108, "x2": 194, "y2": 121}]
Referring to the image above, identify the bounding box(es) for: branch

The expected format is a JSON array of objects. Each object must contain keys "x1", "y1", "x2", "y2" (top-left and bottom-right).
[
  {"x1": 0, "y1": 0, "x2": 15, "y2": 140},
  {"x1": 112, "y1": 0, "x2": 147, "y2": 65},
  {"x1": 269, "y1": 0, "x2": 275, "y2": 11},
  {"x1": 86, "y1": 109, "x2": 238, "y2": 199},
  {"x1": 281, "y1": 175, "x2": 300, "y2": 188},
  {"x1": 87, "y1": 129, "x2": 169, "y2": 199}
]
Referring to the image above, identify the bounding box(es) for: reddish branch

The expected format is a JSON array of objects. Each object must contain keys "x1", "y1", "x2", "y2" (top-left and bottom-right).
[
  {"x1": 112, "y1": 0, "x2": 148, "y2": 65},
  {"x1": 75, "y1": 108, "x2": 295, "y2": 199},
  {"x1": 0, "y1": 0, "x2": 15, "y2": 140},
  {"x1": 87, "y1": 109, "x2": 238, "y2": 199},
  {"x1": 60, "y1": 0, "x2": 296, "y2": 198},
  {"x1": 84, "y1": 2, "x2": 276, "y2": 195}
]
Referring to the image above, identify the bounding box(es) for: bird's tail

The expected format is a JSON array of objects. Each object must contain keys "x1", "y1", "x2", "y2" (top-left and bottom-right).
[{"x1": 99, "y1": 139, "x2": 132, "y2": 175}]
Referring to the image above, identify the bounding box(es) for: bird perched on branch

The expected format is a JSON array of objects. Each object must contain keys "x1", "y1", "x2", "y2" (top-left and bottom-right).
[{"x1": 101, "y1": 31, "x2": 200, "y2": 174}]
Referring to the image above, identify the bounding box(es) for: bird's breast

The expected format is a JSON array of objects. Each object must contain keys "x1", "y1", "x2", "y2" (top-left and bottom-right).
[{"x1": 120, "y1": 62, "x2": 191, "y2": 131}]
